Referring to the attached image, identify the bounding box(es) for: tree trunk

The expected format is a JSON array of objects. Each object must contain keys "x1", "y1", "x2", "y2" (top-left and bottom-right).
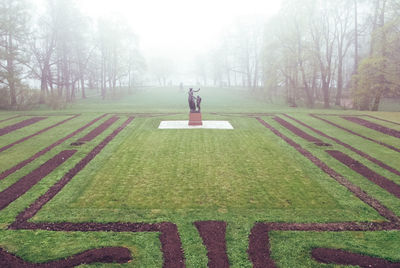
[
  {"x1": 81, "y1": 77, "x2": 86, "y2": 99},
  {"x1": 322, "y1": 80, "x2": 330, "y2": 108},
  {"x1": 372, "y1": 91, "x2": 382, "y2": 111},
  {"x1": 7, "y1": 34, "x2": 17, "y2": 106},
  {"x1": 335, "y1": 52, "x2": 343, "y2": 106},
  {"x1": 354, "y1": 0, "x2": 359, "y2": 73},
  {"x1": 40, "y1": 65, "x2": 49, "y2": 104}
]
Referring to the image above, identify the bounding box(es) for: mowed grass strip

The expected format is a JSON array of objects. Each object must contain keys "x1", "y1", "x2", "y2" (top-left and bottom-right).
[
  {"x1": 319, "y1": 115, "x2": 400, "y2": 148},
  {"x1": 36, "y1": 116, "x2": 379, "y2": 223},
  {"x1": 0, "y1": 114, "x2": 112, "y2": 192},
  {"x1": 270, "y1": 231, "x2": 400, "y2": 268},
  {"x1": 0, "y1": 115, "x2": 95, "y2": 175},
  {"x1": 0, "y1": 116, "x2": 129, "y2": 225},
  {"x1": 266, "y1": 115, "x2": 400, "y2": 218},
  {"x1": 363, "y1": 116, "x2": 400, "y2": 131},
  {"x1": 0, "y1": 116, "x2": 26, "y2": 128},
  {"x1": 292, "y1": 114, "x2": 400, "y2": 175}
]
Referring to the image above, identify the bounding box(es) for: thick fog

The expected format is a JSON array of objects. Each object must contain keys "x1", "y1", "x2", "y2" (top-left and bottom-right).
[
  {"x1": 78, "y1": 0, "x2": 281, "y2": 84},
  {"x1": 1, "y1": 0, "x2": 399, "y2": 111}
]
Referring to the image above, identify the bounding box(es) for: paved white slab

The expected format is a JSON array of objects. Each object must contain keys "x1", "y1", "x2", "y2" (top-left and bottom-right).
[{"x1": 159, "y1": 121, "x2": 234, "y2": 129}]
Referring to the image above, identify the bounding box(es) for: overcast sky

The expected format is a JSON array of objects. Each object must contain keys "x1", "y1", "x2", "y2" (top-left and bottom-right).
[{"x1": 78, "y1": 0, "x2": 282, "y2": 60}]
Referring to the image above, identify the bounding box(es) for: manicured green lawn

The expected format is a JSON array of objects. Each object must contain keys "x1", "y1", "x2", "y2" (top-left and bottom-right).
[
  {"x1": 0, "y1": 87, "x2": 399, "y2": 267},
  {"x1": 34, "y1": 116, "x2": 379, "y2": 224}
]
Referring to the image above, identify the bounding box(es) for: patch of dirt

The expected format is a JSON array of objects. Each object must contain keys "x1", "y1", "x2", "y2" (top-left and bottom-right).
[
  {"x1": 366, "y1": 115, "x2": 400, "y2": 126},
  {"x1": 311, "y1": 114, "x2": 400, "y2": 153},
  {"x1": 327, "y1": 150, "x2": 400, "y2": 199},
  {"x1": 4, "y1": 113, "x2": 400, "y2": 267},
  {"x1": 78, "y1": 116, "x2": 119, "y2": 142},
  {"x1": 273, "y1": 117, "x2": 323, "y2": 143},
  {"x1": 256, "y1": 117, "x2": 399, "y2": 223},
  {"x1": 343, "y1": 116, "x2": 400, "y2": 139},
  {"x1": 0, "y1": 150, "x2": 76, "y2": 211},
  {"x1": 6, "y1": 116, "x2": 186, "y2": 268},
  {"x1": 194, "y1": 221, "x2": 229, "y2": 268},
  {"x1": 248, "y1": 223, "x2": 276, "y2": 268},
  {"x1": 159, "y1": 222, "x2": 186, "y2": 268},
  {"x1": 70, "y1": 142, "x2": 85, "y2": 146},
  {"x1": 312, "y1": 248, "x2": 400, "y2": 268},
  {"x1": 315, "y1": 142, "x2": 332, "y2": 146},
  {"x1": 0, "y1": 117, "x2": 47, "y2": 137},
  {"x1": 0, "y1": 115, "x2": 79, "y2": 154},
  {"x1": 0, "y1": 115, "x2": 21, "y2": 124},
  {"x1": 283, "y1": 114, "x2": 400, "y2": 177},
  {"x1": 0, "y1": 247, "x2": 132, "y2": 267},
  {"x1": 11, "y1": 117, "x2": 135, "y2": 226},
  {"x1": 0, "y1": 114, "x2": 104, "y2": 181}
]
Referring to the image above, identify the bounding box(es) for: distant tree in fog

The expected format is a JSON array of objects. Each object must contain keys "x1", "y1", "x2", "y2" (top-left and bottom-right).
[
  {"x1": 0, "y1": 0, "x2": 30, "y2": 107},
  {"x1": 148, "y1": 57, "x2": 174, "y2": 87}
]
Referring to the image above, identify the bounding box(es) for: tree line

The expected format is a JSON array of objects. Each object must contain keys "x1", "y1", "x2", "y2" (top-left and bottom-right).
[
  {"x1": 205, "y1": 0, "x2": 400, "y2": 110},
  {"x1": 0, "y1": 0, "x2": 144, "y2": 109},
  {"x1": 1, "y1": 0, "x2": 399, "y2": 111}
]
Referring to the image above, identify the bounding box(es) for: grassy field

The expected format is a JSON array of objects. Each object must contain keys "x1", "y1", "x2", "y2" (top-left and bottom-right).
[{"x1": 0, "y1": 87, "x2": 399, "y2": 267}]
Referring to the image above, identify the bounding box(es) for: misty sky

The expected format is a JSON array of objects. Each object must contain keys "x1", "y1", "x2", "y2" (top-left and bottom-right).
[{"x1": 79, "y1": 0, "x2": 282, "y2": 60}]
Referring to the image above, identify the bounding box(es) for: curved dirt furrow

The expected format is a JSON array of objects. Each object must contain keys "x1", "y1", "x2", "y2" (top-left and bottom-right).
[
  {"x1": 194, "y1": 221, "x2": 229, "y2": 268},
  {"x1": 0, "y1": 247, "x2": 132, "y2": 268},
  {"x1": 312, "y1": 248, "x2": 400, "y2": 268},
  {"x1": 7, "y1": 116, "x2": 185, "y2": 268}
]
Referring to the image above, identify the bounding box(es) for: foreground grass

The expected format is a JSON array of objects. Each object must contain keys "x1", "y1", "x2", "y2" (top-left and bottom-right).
[
  {"x1": 34, "y1": 116, "x2": 378, "y2": 224},
  {"x1": 0, "y1": 88, "x2": 399, "y2": 267}
]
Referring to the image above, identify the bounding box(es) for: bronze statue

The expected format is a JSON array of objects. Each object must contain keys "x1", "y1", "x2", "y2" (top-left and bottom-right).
[
  {"x1": 188, "y1": 88, "x2": 200, "y2": 113},
  {"x1": 196, "y1": 95, "x2": 202, "y2": 112}
]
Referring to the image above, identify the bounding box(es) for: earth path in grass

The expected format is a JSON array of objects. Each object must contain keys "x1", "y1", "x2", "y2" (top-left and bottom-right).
[
  {"x1": 0, "y1": 117, "x2": 46, "y2": 136},
  {"x1": 0, "y1": 114, "x2": 107, "y2": 181},
  {"x1": 327, "y1": 150, "x2": 400, "y2": 199},
  {"x1": 0, "y1": 115, "x2": 80, "y2": 154},
  {"x1": 366, "y1": 115, "x2": 400, "y2": 126},
  {"x1": 0, "y1": 247, "x2": 132, "y2": 267},
  {"x1": 248, "y1": 223, "x2": 276, "y2": 268},
  {"x1": 273, "y1": 117, "x2": 323, "y2": 143},
  {"x1": 256, "y1": 117, "x2": 399, "y2": 223},
  {"x1": 310, "y1": 114, "x2": 400, "y2": 153},
  {"x1": 7, "y1": 116, "x2": 185, "y2": 268},
  {"x1": 343, "y1": 116, "x2": 400, "y2": 139},
  {"x1": 77, "y1": 116, "x2": 119, "y2": 142},
  {"x1": 10, "y1": 117, "x2": 135, "y2": 225},
  {"x1": 194, "y1": 221, "x2": 229, "y2": 268},
  {"x1": 282, "y1": 114, "x2": 400, "y2": 177},
  {"x1": 312, "y1": 248, "x2": 400, "y2": 267},
  {"x1": 0, "y1": 115, "x2": 21, "y2": 124},
  {"x1": 0, "y1": 150, "x2": 76, "y2": 211}
]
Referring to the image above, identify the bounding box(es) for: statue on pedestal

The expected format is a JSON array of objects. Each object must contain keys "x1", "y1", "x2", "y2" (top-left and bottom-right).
[{"x1": 188, "y1": 88, "x2": 201, "y2": 113}]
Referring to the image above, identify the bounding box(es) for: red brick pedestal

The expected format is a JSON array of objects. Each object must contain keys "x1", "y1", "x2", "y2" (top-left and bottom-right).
[{"x1": 189, "y1": 112, "x2": 202, "y2": 126}]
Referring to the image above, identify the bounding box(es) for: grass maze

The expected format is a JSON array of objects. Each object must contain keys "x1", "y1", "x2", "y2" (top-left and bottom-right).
[{"x1": 0, "y1": 112, "x2": 400, "y2": 267}]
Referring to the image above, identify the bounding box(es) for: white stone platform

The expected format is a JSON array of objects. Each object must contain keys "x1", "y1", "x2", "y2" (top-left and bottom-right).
[{"x1": 159, "y1": 121, "x2": 234, "y2": 129}]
